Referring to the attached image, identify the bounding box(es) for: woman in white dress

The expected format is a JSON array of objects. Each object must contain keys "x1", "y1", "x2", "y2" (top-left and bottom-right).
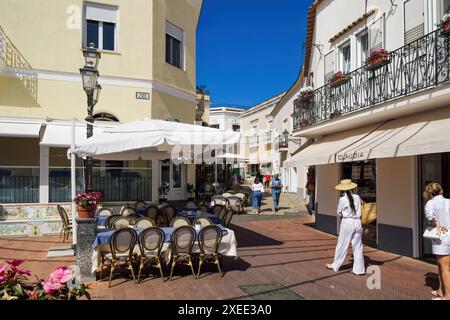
[
  {"x1": 424, "y1": 183, "x2": 450, "y2": 300},
  {"x1": 326, "y1": 179, "x2": 365, "y2": 275}
]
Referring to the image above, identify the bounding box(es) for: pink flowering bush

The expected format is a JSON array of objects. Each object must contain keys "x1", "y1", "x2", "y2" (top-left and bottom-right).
[
  {"x1": 74, "y1": 190, "x2": 103, "y2": 208},
  {"x1": 0, "y1": 260, "x2": 90, "y2": 300}
]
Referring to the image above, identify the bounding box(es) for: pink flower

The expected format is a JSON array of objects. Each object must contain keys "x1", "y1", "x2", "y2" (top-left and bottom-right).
[
  {"x1": 6, "y1": 259, "x2": 24, "y2": 267},
  {"x1": 11, "y1": 266, "x2": 31, "y2": 276},
  {"x1": 42, "y1": 279, "x2": 63, "y2": 294},
  {"x1": 49, "y1": 266, "x2": 74, "y2": 284},
  {"x1": 0, "y1": 263, "x2": 8, "y2": 275}
]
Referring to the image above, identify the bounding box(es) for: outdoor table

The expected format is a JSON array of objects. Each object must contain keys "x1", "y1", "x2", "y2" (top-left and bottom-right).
[
  {"x1": 97, "y1": 215, "x2": 108, "y2": 228},
  {"x1": 136, "y1": 207, "x2": 146, "y2": 215},
  {"x1": 177, "y1": 210, "x2": 222, "y2": 224},
  {"x1": 91, "y1": 225, "x2": 238, "y2": 273}
]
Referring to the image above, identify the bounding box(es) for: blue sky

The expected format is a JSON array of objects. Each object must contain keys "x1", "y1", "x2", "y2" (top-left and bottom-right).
[{"x1": 196, "y1": 0, "x2": 314, "y2": 108}]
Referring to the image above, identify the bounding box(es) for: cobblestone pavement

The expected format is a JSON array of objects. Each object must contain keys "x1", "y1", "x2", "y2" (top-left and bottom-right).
[{"x1": 0, "y1": 194, "x2": 439, "y2": 300}]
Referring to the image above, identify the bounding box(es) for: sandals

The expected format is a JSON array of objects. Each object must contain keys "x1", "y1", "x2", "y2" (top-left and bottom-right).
[
  {"x1": 326, "y1": 263, "x2": 334, "y2": 270},
  {"x1": 431, "y1": 290, "x2": 440, "y2": 297}
]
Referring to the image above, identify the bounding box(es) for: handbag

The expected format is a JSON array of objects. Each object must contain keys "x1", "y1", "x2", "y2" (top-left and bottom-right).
[{"x1": 423, "y1": 227, "x2": 441, "y2": 240}]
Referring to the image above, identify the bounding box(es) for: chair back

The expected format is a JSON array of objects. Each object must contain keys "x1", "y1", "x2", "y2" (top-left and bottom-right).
[
  {"x1": 162, "y1": 205, "x2": 177, "y2": 226},
  {"x1": 144, "y1": 205, "x2": 160, "y2": 220},
  {"x1": 198, "y1": 225, "x2": 223, "y2": 255},
  {"x1": 204, "y1": 183, "x2": 212, "y2": 193},
  {"x1": 185, "y1": 201, "x2": 197, "y2": 210},
  {"x1": 105, "y1": 214, "x2": 121, "y2": 229},
  {"x1": 218, "y1": 207, "x2": 228, "y2": 223},
  {"x1": 138, "y1": 227, "x2": 164, "y2": 256},
  {"x1": 171, "y1": 226, "x2": 195, "y2": 255},
  {"x1": 126, "y1": 214, "x2": 141, "y2": 225},
  {"x1": 110, "y1": 228, "x2": 137, "y2": 260},
  {"x1": 211, "y1": 204, "x2": 224, "y2": 216},
  {"x1": 159, "y1": 202, "x2": 169, "y2": 208},
  {"x1": 222, "y1": 192, "x2": 233, "y2": 198},
  {"x1": 234, "y1": 193, "x2": 246, "y2": 202},
  {"x1": 135, "y1": 218, "x2": 155, "y2": 229},
  {"x1": 57, "y1": 205, "x2": 70, "y2": 228},
  {"x1": 113, "y1": 217, "x2": 130, "y2": 229},
  {"x1": 171, "y1": 216, "x2": 192, "y2": 228},
  {"x1": 223, "y1": 209, "x2": 234, "y2": 227},
  {"x1": 97, "y1": 207, "x2": 113, "y2": 217},
  {"x1": 119, "y1": 203, "x2": 130, "y2": 215},
  {"x1": 0, "y1": 205, "x2": 6, "y2": 221},
  {"x1": 155, "y1": 214, "x2": 165, "y2": 227},
  {"x1": 212, "y1": 195, "x2": 228, "y2": 206},
  {"x1": 227, "y1": 196, "x2": 242, "y2": 207},
  {"x1": 121, "y1": 206, "x2": 137, "y2": 217},
  {"x1": 197, "y1": 204, "x2": 209, "y2": 212},
  {"x1": 134, "y1": 201, "x2": 147, "y2": 209},
  {"x1": 193, "y1": 216, "x2": 213, "y2": 229}
]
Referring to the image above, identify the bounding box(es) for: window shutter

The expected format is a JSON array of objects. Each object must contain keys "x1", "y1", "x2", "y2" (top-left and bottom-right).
[
  {"x1": 404, "y1": 0, "x2": 424, "y2": 44},
  {"x1": 324, "y1": 50, "x2": 335, "y2": 82},
  {"x1": 85, "y1": 3, "x2": 118, "y2": 23},
  {"x1": 369, "y1": 15, "x2": 385, "y2": 51},
  {"x1": 166, "y1": 21, "x2": 183, "y2": 42}
]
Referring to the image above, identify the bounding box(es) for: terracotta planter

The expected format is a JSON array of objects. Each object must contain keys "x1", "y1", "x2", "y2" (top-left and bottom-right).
[
  {"x1": 76, "y1": 205, "x2": 97, "y2": 219},
  {"x1": 440, "y1": 21, "x2": 450, "y2": 36}
]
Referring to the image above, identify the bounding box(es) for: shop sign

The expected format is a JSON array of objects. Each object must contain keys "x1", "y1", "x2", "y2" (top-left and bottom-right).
[
  {"x1": 337, "y1": 152, "x2": 365, "y2": 162},
  {"x1": 136, "y1": 92, "x2": 150, "y2": 100}
]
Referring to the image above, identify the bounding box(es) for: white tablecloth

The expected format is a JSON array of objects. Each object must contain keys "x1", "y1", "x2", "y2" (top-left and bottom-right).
[{"x1": 91, "y1": 228, "x2": 238, "y2": 273}]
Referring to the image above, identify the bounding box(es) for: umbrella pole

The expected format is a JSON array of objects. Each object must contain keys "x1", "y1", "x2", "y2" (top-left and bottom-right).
[{"x1": 71, "y1": 118, "x2": 77, "y2": 247}]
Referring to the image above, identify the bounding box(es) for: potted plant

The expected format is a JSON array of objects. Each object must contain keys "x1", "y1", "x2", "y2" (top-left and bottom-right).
[
  {"x1": 437, "y1": 13, "x2": 450, "y2": 36},
  {"x1": 158, "y1": 182, "x2": 170, "y2": 203},
  {"x1": 330, "y1": 110, "x2": 342, "y2": 119},
  {"x1": 186, "y1": 183, "x2": 196, "y2": 201},
  {"x1": 366, "y1": 49, "x2": 390, "y2": 71},
  {"x1": 73, "y1": 191, "x2": 101, "y2": 219},
  {"x1": 329, "y1": 71, "x2": 350, "y2": 87},
  {"x1": 299, "y1": 86, "x2": 315, "y2": 101}
]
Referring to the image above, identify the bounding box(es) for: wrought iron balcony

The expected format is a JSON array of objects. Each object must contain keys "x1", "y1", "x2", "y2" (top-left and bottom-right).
[
  {"x1": 294, "y1": 26, "x2": 450, "y2": 130},
  {"x1": 0, "y1": 25, "x2": 38, "y2": 100}
]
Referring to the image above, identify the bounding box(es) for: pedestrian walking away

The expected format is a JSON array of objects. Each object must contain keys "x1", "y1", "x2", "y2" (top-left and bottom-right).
[
  {"x1": 326, "y1": 179, "x2": 365, "y2": 275},
  {"x1": 251, "y1": 177, "x2": 264, "y2": 214},
  {"x1": 423, "y1": 182, "x2": 450, "y2": 300},
  {"x1": 271, "y1": 174, "x2": 282, "y2": 212},
  {"x1": 264, "y1": 172, "x2": 271, "y2": 189}
]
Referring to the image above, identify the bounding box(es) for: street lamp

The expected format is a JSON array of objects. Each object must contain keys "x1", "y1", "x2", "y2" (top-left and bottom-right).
[
  {"x1": 79, "y1": 43, "x2": 101, "y2": 190},
  {"x1": 282, "y1": 129, "x2": 302, "y2": 145}
]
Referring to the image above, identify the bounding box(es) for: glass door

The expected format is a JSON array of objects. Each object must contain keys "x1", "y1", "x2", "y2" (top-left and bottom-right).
[
  {"x1": 159, "y1": 160, "x2": 185, "y2": 201},
  {"x1": 419, "y1": 153, "x2": 450, "y2": 262}
]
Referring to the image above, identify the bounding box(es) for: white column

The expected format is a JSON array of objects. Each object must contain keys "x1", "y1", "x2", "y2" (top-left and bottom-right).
[
  {"x1": 39, "y1": 146, "x2": 49, "y2": 204},
  {"x1": 151, "y1": 160, "x2": 159, "y2": 203}
]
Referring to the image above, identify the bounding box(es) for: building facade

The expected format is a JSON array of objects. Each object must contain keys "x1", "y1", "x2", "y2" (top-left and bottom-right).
[
  {"x1": 0, "y1": 0, "x2": 203, "y2": 236},
  {"x1": 288, "y1": 0, "x2": 450, "y2": 259}
]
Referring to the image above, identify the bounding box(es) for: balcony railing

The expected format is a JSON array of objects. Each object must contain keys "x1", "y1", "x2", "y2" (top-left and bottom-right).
[
  {"x1": 0, "y1": 25, "x2": 38, "y2": 100},
  {"x1": 294, "y1": 26, "x2": 450, "y2": 130}
]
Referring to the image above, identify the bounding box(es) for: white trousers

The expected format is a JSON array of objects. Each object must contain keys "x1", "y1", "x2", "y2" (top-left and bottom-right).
[{"x1": 331, "y1": 218, "x2": 365, "y2": 274}]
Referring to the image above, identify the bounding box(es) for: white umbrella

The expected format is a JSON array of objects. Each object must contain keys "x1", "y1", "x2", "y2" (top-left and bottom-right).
[{"x1": 74, "y1": 119, "x2": 240, "y2": 159}]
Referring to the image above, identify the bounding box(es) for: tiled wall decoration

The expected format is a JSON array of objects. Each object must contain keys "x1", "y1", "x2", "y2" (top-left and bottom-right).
[{"x1": 0, "y1": 204, "x2": 72, "y2": 237}]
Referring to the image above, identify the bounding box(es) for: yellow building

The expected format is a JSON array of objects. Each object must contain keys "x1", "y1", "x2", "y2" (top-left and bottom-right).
[{"x1": 0, "y1": 0, "x2": 203, "y2": 236}]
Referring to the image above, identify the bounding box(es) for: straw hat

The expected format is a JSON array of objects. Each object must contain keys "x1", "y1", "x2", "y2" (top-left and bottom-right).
[{"x1": 334, "y1": 179, "x2": 358, "y2": 191}]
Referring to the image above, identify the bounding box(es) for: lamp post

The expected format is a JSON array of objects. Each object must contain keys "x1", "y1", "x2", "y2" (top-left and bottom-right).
[
  {"x1": 282, "y1": 129, "x2": 302, "y2": 145},
  {"x1": 79, "y1": 43, "x2": 101, "y2": 190}
]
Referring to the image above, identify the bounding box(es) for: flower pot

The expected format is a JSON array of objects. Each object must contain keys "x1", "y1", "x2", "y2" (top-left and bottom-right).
[
  {"x1": 440, "y1": 22, "x2": 450, "y2": 36},
  {"x1": 76, "y1": 205, "x2": 97, "y2": 219},
  {"x1": 300, "y1": 93, "x2": 314, "y2": 101}
]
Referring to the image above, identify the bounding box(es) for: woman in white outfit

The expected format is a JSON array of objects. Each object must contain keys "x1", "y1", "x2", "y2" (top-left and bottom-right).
[
  {"x1": 326, "y1": 179, "x2": 365, "y2": 275},
  {"x1": 423, "y1": 183, "x2": 450, "y2": 300}
]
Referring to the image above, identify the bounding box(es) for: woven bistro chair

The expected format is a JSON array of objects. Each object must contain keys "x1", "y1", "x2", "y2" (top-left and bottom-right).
[
  {"x1": 121, "y1": 206, "x2": 138, "y2": 217},
  {"x1": 197, "y1": 225, "x2": 224, "y2": 278},
  {"x1": 168, "y1": 226, "x2": 196, "y2": 280},
  {"x1": 218, "y1": 207, "x2": 228, "y2": 224},
  {"x1": 144, "y1": 205, "x2": 160, "y2": 221},
  {"x1": 127, "y1": 214, "x2": 142, "y2": 226},
  {"x1": 162, "y1": 205, "x2": 177, "y2": 227},
  {"x1": 105, "y1": 214, "x2": 121, "y2": 229},
  {"x1": 57, "y1": 205, "x2": 72, "y2": 242},
  {"x1": 222, "y1": 209, "x2": 234, "y2": 228},
  {"x1": 135, "y1": 218, "x2": 155, "y2": 229},
  {"x1": 193, "y1": 216, "x2": 213, "y2": 229},
  {"x1": 134, "y1": 201, "x2": 147, "y2": 209},
  {"x1": 171, "y1": 216, "x2": 192, "y2": 229},
  {"x1": 234, "y1": 192, "x2": 247, "y2": 203},
  {"x1": 100, "y1": 228, "x2": 138, "y2": 287},
  {"x1": 113, "y1": 217, "x2": 130, "y2": 229},
  {"x1": 222, "y1": 192, "x2": 233, "y2": 198},
  {"x1": 211, "y1": 195, "x2": 228, "y2": 207},
  {"x1": 137, "y1": 227, "x2": 165, "y2": 283},
  {"x1": 119, "y1": 203, "x2": 131, "y2": 215},
  {"x1": 197, "y1": 203, "x2": 209, "y2": 213},
  {"x1": 97, "y1": 207, "x2": 113, "y2": 217},
  {"x1": 227, "y1": 196, "x2": 243, "y2": 214},
  {"x1": 211, "y1": 204, "x2": 224, "y2": 217},
  {"x1": 184, "y1": 200, "x2": 197, "y2": 211}
]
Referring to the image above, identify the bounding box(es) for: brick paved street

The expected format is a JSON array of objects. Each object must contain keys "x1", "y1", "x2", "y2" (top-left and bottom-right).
[{"x1": 0, "y1": 192, "x2": 438, "y2": 300}]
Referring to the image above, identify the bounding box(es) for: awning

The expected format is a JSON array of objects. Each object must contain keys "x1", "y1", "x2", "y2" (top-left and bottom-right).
[
  {"x1": 40, "y1": 121, "x2": 117, "y2": 148},
  {"x1": 284, "y1": 106, "x2": 450, "y2": 167},
  {"x1": 336, "y1": 107, "x2": 450, "y2": 161},
  {"x1": 0, "y1": 119, "x2": 42, "y2": 138},
  {"x1": 283, "y1": 123, "x2": 382, "y2": 167}
]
